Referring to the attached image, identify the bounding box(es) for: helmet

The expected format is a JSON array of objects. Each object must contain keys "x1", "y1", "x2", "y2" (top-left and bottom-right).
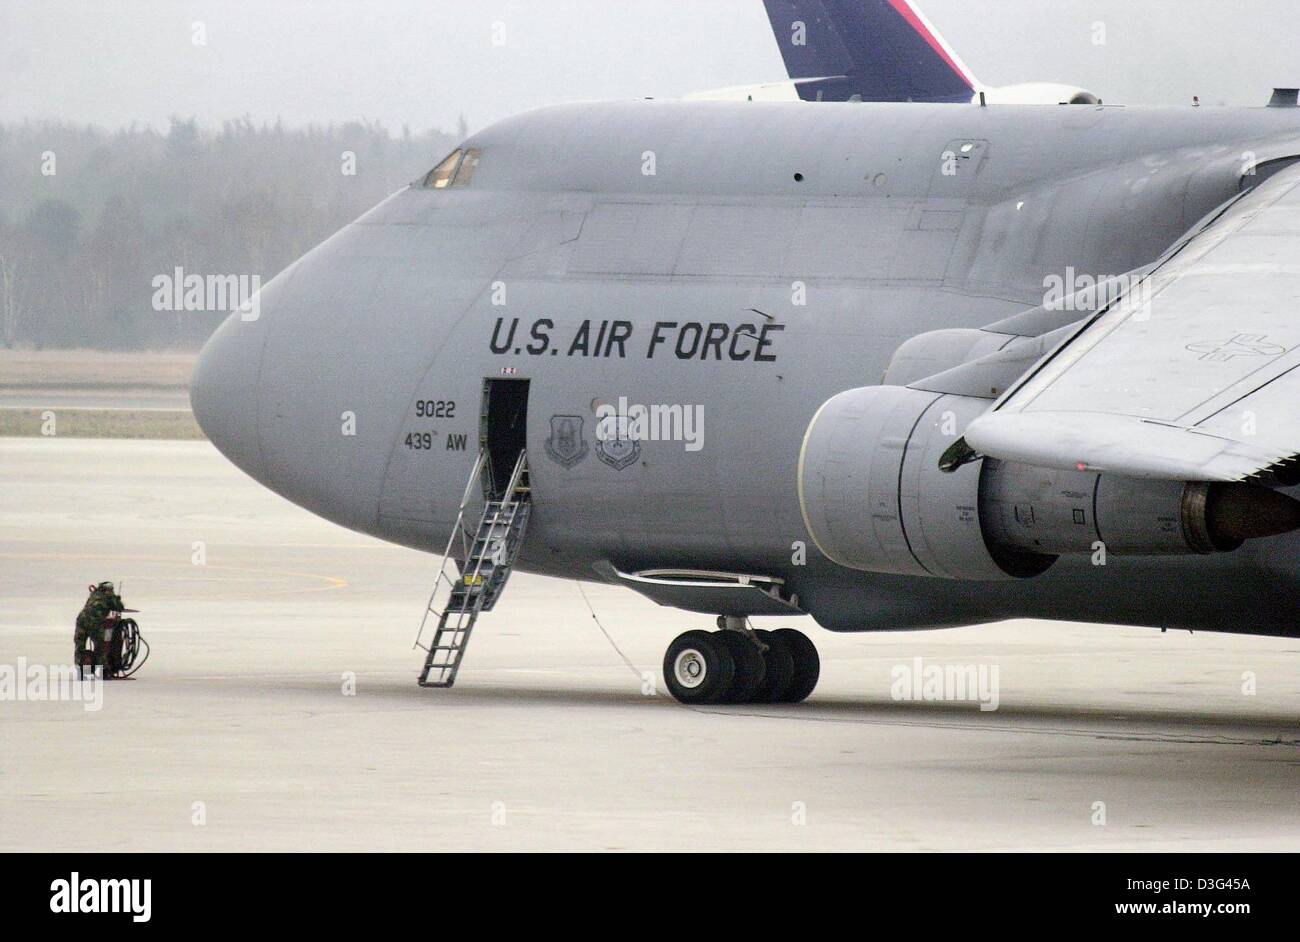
[{"x1": 95, "y1": 581, "x2": 115, "y2": 594}]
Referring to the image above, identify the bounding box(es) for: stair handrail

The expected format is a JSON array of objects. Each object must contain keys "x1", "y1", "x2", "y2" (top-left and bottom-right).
[
  {"x1": 414, "y1": 449, "x2": 487, "y2": 652},
  {"x1": 504, "y1": 449, "x2": 530, "y2": 501},
  {"x1": 416, "y1": 450, "x2": 532, "y2": 687},
  {"x1": 457, "y1": 450, "x2": 528, "y2": 599}
]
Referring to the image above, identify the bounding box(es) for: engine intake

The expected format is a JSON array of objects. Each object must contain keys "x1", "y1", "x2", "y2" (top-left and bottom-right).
[{"x1": 798, "y1": 387, "x2": 1042, "y2": 580}]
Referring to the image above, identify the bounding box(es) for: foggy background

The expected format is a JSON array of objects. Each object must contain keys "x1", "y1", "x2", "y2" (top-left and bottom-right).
[{"x1": 3, "y1": 0, "x2": 1299, "y2": 350}]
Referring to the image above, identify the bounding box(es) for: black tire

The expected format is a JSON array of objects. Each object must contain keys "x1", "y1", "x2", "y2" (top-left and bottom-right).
[
  {"x1": 753, "y1": 629, "x2": 796, "y2": 703},
  {"x1": 663, "y1": 630, "x2": 736, "y2": 704},
  {"x1": 773, "y1": 628, "x2": 819, "y2": 703},
  {"x1": 106, "y1": 626, "x2": 127, "y2": 677},
  {"x1": 714, "y1": 630, "x2": 766, "y2": 703}
]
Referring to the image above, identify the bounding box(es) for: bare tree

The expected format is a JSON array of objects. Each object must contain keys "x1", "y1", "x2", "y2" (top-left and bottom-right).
[
  {"x1": 0, "y1": 236, "x2": 30, "y2": 349},
  {"x1": 0, "y1": 117, "x2": 458, "y2": 349}
]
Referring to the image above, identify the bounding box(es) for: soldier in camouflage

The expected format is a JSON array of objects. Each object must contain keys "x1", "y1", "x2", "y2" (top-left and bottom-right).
[{"x1": 75, "y1": 581, "x2": 125, "y2": 677}]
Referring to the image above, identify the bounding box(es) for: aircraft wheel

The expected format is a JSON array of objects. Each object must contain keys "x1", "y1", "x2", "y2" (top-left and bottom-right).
[
  {"x1": 664, "y1": 630, "x2": 736, "y2": 705},
  {"x1": 772, "y1": 628, "x2": 819, "y2": 703},
  {"x1": 714, "y1": 630, "x2": 766, "y2": 703},
  {"x1": 753, "y1": 629, "x2": 795, "y2": 703}
]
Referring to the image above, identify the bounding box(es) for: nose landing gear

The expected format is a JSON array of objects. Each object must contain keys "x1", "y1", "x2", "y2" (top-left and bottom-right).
[{"x1": 663, "y1": 617, "x2": 819, "y2": 705}]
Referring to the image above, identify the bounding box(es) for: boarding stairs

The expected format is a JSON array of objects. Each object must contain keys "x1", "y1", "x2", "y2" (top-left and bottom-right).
[{"x1": 415, "y1": 449, "x2": 532, "y2": 687}]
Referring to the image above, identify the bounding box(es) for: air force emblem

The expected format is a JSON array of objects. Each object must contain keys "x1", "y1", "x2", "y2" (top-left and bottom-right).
[
  {"x1": 1186, "y1": 333, "x2": 1287, "y2": 362},
  {"x1": 544, "y1": 415, "x2": 589, "y2": 468},
  {"x1": 596, "y1": 431, "x2": 641, "y2": 471}
]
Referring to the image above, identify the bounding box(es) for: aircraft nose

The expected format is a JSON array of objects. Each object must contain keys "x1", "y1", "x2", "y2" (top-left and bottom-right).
[{"x1": 191, "y1": 311, "x2": 266, "y2": 482}]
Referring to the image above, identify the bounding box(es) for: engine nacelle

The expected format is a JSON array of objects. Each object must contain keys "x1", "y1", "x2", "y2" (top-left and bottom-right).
[
  {"x1": 798, "y1": 386, "x2": 1042, "y2": 580},
  {"x1": 798, "y1": 386, "x2": 1300, "y2": 581},
  {"x1": 883, "y1": 273, "x2": 1145, "y2": 388},
  {"x1": 980, "y1": 462, "x2": 1300, "y2": 558},
  {"x1": 980, "y1": 83, "x2": 1101, "y2": 106},
  {"x1": 881, "y1": 329, "x2": 1021, "y2": 387}
]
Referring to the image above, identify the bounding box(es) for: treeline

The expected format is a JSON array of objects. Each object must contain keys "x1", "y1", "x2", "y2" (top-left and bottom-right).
[{"x1": 0, "y1": 117, "x2": 460, "y2": 350}]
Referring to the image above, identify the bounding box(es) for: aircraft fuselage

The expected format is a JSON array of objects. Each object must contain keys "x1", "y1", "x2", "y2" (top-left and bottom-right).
[{"x1": 192, "y1": 101, "x2": 1300, "y2": 638}]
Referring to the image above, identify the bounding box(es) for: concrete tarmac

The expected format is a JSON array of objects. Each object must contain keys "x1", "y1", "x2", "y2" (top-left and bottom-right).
[
  {"x1": 0, "y1": 388, "x2": 192, "y2": 411},
  {"x1": 2, "y1": 438, "x2": 1297, "y2": 851}
]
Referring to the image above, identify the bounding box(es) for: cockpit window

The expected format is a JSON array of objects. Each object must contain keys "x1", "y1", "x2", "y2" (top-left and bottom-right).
[
  {"x1": 453, "y1": 149, "x2": 482, "y2": 187},
  {"x1": 422, "y1": 150, "x2": 462, "y2": 189},
  {"x1": 420, "y1": 147, "x2": 482, "y2": 189}
]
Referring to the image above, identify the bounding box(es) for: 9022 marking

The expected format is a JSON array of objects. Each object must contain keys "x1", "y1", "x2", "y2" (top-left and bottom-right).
[{"x1": 415, "y1": 400, "x2": 456, "y2": 419}]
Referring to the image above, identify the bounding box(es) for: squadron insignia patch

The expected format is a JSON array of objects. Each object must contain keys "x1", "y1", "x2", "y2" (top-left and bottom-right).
[
  {"x1": 544, "y1": 415, "x2": 589, "y2": 468},
  {"x1": 596, "y1": 431, "x2": 641, "y2": 471}
]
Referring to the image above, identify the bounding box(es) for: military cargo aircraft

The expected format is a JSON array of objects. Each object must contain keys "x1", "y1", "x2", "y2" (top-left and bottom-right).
[{"x1": 191, "y1": 58, "x2": 1300, "y2": 706}]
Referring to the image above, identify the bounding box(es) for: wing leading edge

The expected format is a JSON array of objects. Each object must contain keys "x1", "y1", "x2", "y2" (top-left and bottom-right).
[{"x1": 964, "y1": 161, "x2": 1300, "y2": 484}]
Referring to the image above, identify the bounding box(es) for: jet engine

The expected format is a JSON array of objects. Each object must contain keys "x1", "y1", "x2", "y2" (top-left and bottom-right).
[
  {"x1": 798, "y1": 386, "x2": 1300, "y2": 580},
  {"x1": 980, "y1": 83, "x2": 1101, "y2": 106}
]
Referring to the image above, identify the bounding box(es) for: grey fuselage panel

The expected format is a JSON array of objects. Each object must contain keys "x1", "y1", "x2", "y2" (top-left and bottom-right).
[{"x1": 193, "y1": 101, "x2": 1300, "y2": 638}]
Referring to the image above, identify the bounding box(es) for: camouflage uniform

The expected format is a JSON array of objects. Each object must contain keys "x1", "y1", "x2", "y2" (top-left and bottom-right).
[{"x1": 74, "y1": 582, "x2": 124, "y2": 676}]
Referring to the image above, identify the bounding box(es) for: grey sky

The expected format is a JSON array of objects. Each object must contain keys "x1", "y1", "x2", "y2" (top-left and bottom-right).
[{"x1": 3, "y1": 1, "x2": 1300, "y2": 134}]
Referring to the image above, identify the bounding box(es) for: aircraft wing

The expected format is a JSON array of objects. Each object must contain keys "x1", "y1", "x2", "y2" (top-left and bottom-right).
[{"x1": 964, "y1": 162, "x2": 1300, "y2": 484}]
